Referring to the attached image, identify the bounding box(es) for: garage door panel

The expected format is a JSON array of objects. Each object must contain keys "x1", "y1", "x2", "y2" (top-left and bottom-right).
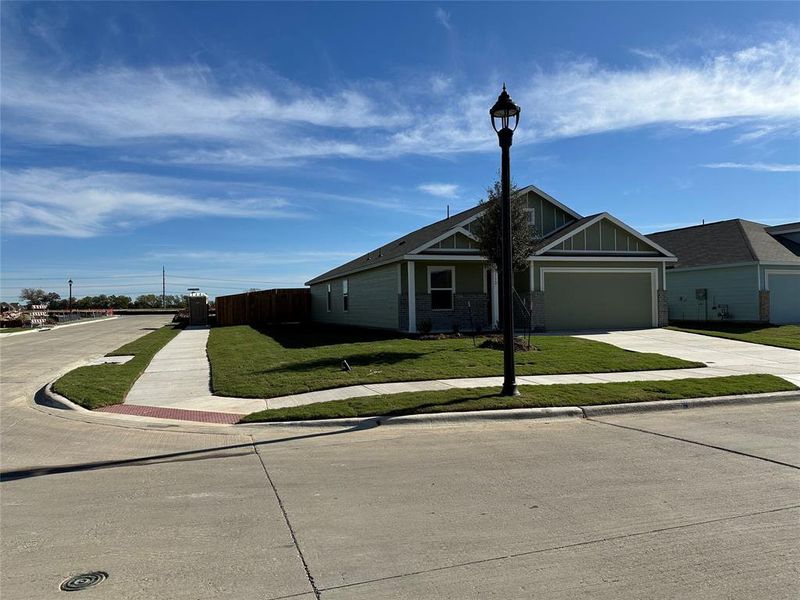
[
  {"x1": 544, "y1": 271, "x2": 653, "y2": 330},
  {"x1": 769, "y1": 274, "x2": 800, "y2": 324}
]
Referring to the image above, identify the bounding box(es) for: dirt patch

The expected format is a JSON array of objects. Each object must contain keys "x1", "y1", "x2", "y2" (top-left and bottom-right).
[{"x1": 478, "y1": 335, "x2": 538, "y2": 352}]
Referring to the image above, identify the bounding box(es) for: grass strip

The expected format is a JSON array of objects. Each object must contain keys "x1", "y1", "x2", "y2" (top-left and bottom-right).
[
  {"x1": 209, "y1": 325, "x2": 703, "y2": 398},
  {"x1": 52, "y1": 325, "x2": 181, "y2": 409},
  {"x1": 0, "y1": 327, "x2": 35, "y2": 334},
  {"x1": 241, "y1": 375, "x2": 797, "y2": 422},
  {"x1": 668, "y1": 324, "x2": 800, "y2": 351}
]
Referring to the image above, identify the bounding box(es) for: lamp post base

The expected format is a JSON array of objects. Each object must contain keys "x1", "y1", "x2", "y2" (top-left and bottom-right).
[{"x1": 501, "y1": 382, "x2": 520, "y2": 396}]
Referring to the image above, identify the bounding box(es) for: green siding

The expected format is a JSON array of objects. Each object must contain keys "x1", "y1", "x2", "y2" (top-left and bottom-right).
[
  {"x1": 766, "y1": 268, "x2": 800, "y2": 324},
  {"x1": 310, "y1": 263, "x2": 399, "y2": 329},
  {"x1": 665, "y1": 265, "x2": 758, "y2": 321},
  {"x1": 553, "y1": 220, "x2": 647, "y2": 252},
  {"x1": 521, "y1": 190, "x2": 575, "y2": 237},
  {"x1": 412, "y1": 261, "x2": 485, "y2": 294},
  {"x1": 544, "y1": 272, "x2": 653, "y2": 330}
]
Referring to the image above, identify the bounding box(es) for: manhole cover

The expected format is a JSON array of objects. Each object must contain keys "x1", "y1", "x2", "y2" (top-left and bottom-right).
[{"x1": 60, "y1": 572, "x2": 108, "y2": 592}]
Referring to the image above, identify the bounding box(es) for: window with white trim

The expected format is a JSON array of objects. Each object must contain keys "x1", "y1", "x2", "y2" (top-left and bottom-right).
[
  {"x1": 525, "y1": 207, "x2": 536, "y2": 227},
  {"x1": 342, "y1": 278, "x2": 349, "y2": 312},
  {"x1": 326, "y1": 284, "x2": 331, "y2": 312},
  {"x1": 428, "y1": 266, "x2": 455, "y2": 310}
]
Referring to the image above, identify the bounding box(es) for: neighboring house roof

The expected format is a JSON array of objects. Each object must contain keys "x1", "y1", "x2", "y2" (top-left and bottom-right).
[
  {"x1": 306, "y1": 204, "x2": 486, "y2": 285},
  {"x1": 647, "y1": 219, "x2": 800, "y2": 269}
]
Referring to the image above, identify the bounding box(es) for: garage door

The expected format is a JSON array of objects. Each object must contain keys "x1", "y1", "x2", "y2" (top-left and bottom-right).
[
  {"x1": 543, "y1": 271, "x2": 654, "y2": 330},
  {"x1": 769, "y1": 273, "x2": 800, "y2": 324}
]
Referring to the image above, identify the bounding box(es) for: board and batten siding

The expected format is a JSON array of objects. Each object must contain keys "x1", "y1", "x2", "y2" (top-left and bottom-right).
[
  {"x1": 310, "y1": 263, "x2": 399, "y2": 329},
  {"x1": 665, "y1": 264, "x2": 758, "y2": 321}
]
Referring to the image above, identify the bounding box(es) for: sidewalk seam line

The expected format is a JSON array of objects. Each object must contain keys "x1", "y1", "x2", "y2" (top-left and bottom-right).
[{"x1": 252, "y1": 436, "x2": 322, "y2": 600}]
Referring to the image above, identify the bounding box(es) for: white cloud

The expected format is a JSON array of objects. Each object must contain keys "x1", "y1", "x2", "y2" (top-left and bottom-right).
[
  {"x1": 434, "y1": 7, "x2": 451, "y2": 31},
  {"x1": 0, "y1": 168, "x2": 303, "y2": 237},
  {"x1": 1, "y1": 39, "x2": 798, "y2": 163},
  {"x1": 701, "y1": 162, "x2": 800, "y2": 172},
  {"x1": 675, "y1": 122, "x2": 734, "y2": 133},
  {"x1": 418, "y1": 183, "x2": 460, "y2": 198}
]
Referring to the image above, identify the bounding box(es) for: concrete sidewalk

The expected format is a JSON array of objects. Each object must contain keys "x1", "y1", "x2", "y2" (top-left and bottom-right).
[
  {"x1": 119, "y1": 326, "x2": 799, "y2": 419},
  {"x1": 125, "y1": 327, "x2": 269, "y2": 414}
]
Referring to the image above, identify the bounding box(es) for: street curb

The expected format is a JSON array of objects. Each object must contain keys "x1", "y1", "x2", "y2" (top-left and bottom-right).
[
  {"x1": 242, "y1": 391, "x2": 800, "y2": 429},
  {"x1": 0, "y1": 316, "x2": 119, "y2": 338},
  {"x1": 36, "y1": 378, "x2": 800, "y2": 432},
  {"x1": 579, "y1": 390, "x2": 800, "y2": 417}
]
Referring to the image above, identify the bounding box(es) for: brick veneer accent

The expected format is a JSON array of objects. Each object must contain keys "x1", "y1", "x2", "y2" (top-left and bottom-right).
[
  {"x1": 657, "y1": 290, "x2": 668, "y2": 327},
  {"x1": 400, "y1": 293, "x2": 490, "y2": 332},
  {"x1": 758, "y1": 290, "x2": 770, "y2": 322}
]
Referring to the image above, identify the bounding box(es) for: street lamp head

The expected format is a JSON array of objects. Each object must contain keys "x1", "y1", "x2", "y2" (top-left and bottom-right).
[
  {"x1": 490, "y1": 84, "x2": 521, "y2": 133},
  {"x1": 68, "y1": 279, "x2": 73, "y2": 285}
]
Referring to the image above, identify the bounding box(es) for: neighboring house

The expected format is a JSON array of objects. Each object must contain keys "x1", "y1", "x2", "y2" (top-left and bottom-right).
[
  {"x1": 648, "y1": 220, "x2": 800, "y2": 324},
  {"x1": 306, "y1": 184, "x2": 676, "y2": 333}
]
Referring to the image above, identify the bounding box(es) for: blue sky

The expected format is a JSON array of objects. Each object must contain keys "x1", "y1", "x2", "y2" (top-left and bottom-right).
[{"x1": 1, "y1": 1, "x2": 798, "y2": 302}]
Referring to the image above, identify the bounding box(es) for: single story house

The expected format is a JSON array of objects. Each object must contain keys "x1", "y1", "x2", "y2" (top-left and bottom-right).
[
  {"x1": 648, "y1": 220, "x2": 800, "y2": 324},
  {"x1": 306, "y1": 184, "x2": 677, "y2": 333}
]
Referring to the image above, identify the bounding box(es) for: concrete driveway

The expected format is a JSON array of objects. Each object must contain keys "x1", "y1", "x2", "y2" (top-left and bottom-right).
[{"x1": 575, "y1": 328, "x2": 800, "y2": 386}]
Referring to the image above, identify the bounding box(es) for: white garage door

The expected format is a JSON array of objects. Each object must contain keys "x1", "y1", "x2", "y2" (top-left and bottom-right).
[{"x1": 769, "y1": 273, "x2": 800, "y2": 324}]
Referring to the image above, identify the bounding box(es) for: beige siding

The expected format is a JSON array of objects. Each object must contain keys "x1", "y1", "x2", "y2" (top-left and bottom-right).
[{"x1": 310, "y1": 263, "x2": 399, "y2": 329}]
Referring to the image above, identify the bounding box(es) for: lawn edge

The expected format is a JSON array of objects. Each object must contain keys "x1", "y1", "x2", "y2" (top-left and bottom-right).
[
  {"x1": 667, "y1": 326, "x2": 800, "y2": 351},
  {"x1": 240, "y1": 387, "x2": 800, "y2": 426}
]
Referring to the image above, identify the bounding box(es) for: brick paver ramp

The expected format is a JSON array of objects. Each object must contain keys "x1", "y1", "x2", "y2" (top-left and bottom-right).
[{"x1": 97, "y1": 404, "x2": 241, "y2": 424}]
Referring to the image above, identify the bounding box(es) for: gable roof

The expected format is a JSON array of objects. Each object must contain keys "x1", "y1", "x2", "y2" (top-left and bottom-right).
[
  {"x1": 306, "y1": 204, "x2": 486, "y2": 285},
  {"x1": 647, "y1": 219, "x2": 800, "y2": 269},
  {"x1": 533, "y1": 212, "x2": 676, "y2": 257}
]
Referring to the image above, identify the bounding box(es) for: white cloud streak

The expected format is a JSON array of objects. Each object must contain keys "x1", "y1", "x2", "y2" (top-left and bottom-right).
[
  {"x1": 702, "y1": 162, "x2": 800, "y2": 172},
  {"x1": 434, "y1": 7, "x2": 451, "y2": 31},
  {"x1": 417, "y1": 183, "x2": 460, "y2": 198},
  {"x1": 0, "y1": 169, "x2": 303, "y2": 237},
  {"x1": 1, "y1": 39, "x2": 798, "y2": 164}
]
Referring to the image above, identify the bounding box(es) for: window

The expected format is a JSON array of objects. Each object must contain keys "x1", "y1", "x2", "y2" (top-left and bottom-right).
[
  {"x1": 428, "y1": 267, "x2": 455, "y2": 310},
  {"x1": 342, "y1": 279, "x2": 349, "y2": 312},
  {"x1": 326, "y1": 284, "x2": 331, "y2": 312},
  {"x1": 525, "y1": 208, "x2": 535, "y2": 227}
]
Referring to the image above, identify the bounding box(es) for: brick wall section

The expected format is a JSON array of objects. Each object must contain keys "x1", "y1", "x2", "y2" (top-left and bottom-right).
[
  {"x1": 399, "y1": 293, "x2": 490, "y2": 332},
  {"x1": 529, "y1": 291, "x2": 545, "y2": 331},
  {"x1": 657, "y1": 290, "x2": 669, "y2": 327},
  {"x1": 759, "y1": 290, "x2": 770, "y2": 322}
]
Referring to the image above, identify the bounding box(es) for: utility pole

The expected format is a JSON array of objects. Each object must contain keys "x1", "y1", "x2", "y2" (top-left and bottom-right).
[{"x1": 162, "y1": 266, "x2": 166, "y2": 309}]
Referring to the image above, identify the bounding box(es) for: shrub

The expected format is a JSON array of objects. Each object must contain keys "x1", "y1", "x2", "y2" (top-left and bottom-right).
[{"x1": 419, "y1": 319, "x2": 432, "y2": 335}]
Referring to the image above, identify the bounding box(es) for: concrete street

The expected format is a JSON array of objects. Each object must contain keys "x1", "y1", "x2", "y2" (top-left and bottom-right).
[{"x1": 1, "y1": 316, "x2": 798, "y2": 598}]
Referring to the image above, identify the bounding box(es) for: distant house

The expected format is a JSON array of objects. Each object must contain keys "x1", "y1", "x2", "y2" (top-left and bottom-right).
[
  {"x1": 306, "y1": 185, "x2": 676, "y2": 332},
  {"x1": 648, "y1": 220, "x2": 800, "y2": 324}
]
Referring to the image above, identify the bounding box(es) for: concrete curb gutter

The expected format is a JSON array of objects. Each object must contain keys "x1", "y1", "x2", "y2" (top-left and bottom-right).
[
  {"x1": 579, "y1": 390, "x2": 800, "y2": 417},
  {"x1": 36, "y1": 378, "x2": 800, "y2": 432}
]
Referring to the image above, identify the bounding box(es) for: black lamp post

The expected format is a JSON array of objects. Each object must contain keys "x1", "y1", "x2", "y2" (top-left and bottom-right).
[
  {"x1": 68, "y1": 279, "x2": 73, "y2": 313},
  {"x1": 490, "y1": 84, "x2": 521, "y2": 396}
]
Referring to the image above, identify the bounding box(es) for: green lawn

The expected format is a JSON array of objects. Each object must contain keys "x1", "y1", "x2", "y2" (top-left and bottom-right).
[
  {"x1": 209, "y1": 325, "x2": 704, "y2": 399},
  {"x1": 241, "y1": 374, "x2": 796, "y2": 422},
  {"x1": 53, "y1": 325, "x2": 181, "y2": 409},
  {"x1": 669, "y1": 323, "x2": 800, "y2": 351}
]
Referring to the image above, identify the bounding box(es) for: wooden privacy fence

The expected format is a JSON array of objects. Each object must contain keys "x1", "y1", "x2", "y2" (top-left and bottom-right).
[{"x1": 216, "y1": 288, "x2": 310, "y2": 327}]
